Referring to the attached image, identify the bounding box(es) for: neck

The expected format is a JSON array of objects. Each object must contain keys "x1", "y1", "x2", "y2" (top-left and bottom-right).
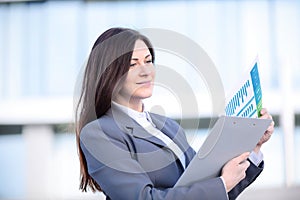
[{"x1": 114, "y1": 96, "x2": 143, "y2": 112}]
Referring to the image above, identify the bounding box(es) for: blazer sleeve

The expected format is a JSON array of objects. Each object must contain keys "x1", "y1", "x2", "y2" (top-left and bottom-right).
[
  {"x1": 80, "y1": 120, "x2": 228, "y2": 200},
  {"x1": 228, "y1": 160, "x2": 264, "y2": 200}
]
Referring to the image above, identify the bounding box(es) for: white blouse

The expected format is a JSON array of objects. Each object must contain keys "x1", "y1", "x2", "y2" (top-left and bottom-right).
[{"x1": 112, "y1": 101, "x2": 186, "y2": 169}]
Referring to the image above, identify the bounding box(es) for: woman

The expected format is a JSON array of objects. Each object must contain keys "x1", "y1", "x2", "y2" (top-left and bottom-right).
[{"x1": 75, "y1": 27, "x2": 274, "y2": 200}]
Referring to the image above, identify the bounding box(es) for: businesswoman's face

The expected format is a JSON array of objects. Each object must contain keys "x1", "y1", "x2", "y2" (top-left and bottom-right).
[{"x1": 116, "y1": 39, "x2": 155, "y2": 104}]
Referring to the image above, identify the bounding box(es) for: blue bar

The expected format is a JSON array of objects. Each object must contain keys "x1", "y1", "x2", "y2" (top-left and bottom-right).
[{"x1": 236, "y1": 96, "x2": 255, "y2": 117}]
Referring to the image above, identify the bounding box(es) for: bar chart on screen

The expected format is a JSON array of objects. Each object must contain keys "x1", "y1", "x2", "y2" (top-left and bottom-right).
[{"x1": 225, "y1": 59, "x2": 262, "y2": 118}]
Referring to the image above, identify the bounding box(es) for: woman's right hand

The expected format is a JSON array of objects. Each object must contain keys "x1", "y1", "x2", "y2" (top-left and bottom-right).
[{"x1": 221, "y1": 152, "x2": 250, "y2": 192}]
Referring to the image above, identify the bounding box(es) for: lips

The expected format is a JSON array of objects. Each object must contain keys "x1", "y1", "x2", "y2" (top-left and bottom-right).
[
  {"x1": 136, "y1": 81, "x2": 152, "y2": 87},
  {"x1": 136, "y1": 80, "x2": 152, "y2": 85}
]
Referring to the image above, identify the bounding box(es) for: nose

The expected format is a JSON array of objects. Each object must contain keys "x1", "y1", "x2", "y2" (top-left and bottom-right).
[{"x1": 139, "y1": 64, "x2": 153, "y2": 76}]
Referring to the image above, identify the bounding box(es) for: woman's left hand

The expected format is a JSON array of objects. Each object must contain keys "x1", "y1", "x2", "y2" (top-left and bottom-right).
[{"x1": 254, "y1": 108, "x2": 275, "y2": 153}]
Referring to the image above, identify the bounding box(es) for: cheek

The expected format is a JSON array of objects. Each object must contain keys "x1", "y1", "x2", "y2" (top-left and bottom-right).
[
  {"x1": 146, "y1": 65, "x2": 156, "y2": 81},
  {"x1": 121, "y1": 74, "x2": 137, "y2": 93},
  {"x1": 150, "y1": 66, "x2": 156, "y2": 75}
]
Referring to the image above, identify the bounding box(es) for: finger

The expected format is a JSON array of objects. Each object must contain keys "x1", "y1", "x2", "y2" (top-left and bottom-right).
[
  {"x1": 260, "y1": 112, "x2": 272, "y2": 119},
  {"x1": 267, "y1": 124, "x2": 274, "y2": 133},
  {"x1": 259, "y1": 112, "x2": 268, "y2": 119},
  {"x1": 268, "y1": 120, "x2": 275, "y2": 127},
  {"x1": 235, "y1": 152, "x2": 250, "y2": 163},
  {"x1": 261, "y1": 114, "x2": 273, "y2": 123},
  {"x1": 266, "y1": 120, "x2": 275, "y2": 133},
  {"x1": 260, "y1": 108, "x2": 272, "y2": 117},
  {"x1": 260, "y1": 108, "x2": 267, "y2": 115},
  {"x1": 240, "y1": 160, "x2": 250, "y2": 169},
  {"x1": 271, "y1": 120, "x2": 275, "y2": 126},
  {"x1": 260, "y1": 130, "x2": 272, "y2": 144}
]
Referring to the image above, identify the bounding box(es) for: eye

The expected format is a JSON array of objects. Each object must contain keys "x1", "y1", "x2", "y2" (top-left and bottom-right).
[
  {"x1": 130, "y1": 63, "x2": 137, "y2": 67},
  {"x1": 146, "y1": 59, "x2": 153, "y2": 64}
]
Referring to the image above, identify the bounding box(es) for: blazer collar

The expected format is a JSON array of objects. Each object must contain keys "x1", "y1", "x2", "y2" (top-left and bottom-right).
[{"x1": 106, "y1": 104, "x2": 167, "y2": 147}]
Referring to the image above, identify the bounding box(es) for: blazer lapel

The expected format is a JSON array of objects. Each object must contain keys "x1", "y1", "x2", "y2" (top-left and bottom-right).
[
  {"x1": 129, "y1": 125, "x2": 167, "y2": 147},
  {"x1": 150, "y1": 113, "x2": 190, "y2": 154},
  {"x1": 108, "y1": 104, "x2": 167, "y2": 147}
]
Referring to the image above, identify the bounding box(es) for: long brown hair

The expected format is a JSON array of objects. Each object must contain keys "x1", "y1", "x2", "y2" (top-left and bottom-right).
[{"x1": 75, "y1": 27, "x2": 155, "y2": 192}]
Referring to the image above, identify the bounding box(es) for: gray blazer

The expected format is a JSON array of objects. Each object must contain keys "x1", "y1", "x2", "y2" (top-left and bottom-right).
[{"x1": 80, "y1": 105, "x2": 263, "y2": 200}]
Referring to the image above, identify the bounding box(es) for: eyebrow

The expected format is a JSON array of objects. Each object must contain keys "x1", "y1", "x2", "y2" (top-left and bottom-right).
[{"x1": 131, "y1": 54, "x2": 151, "y2": 61}]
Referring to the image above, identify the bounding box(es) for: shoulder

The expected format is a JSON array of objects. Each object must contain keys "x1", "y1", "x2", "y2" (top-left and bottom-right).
[
  {"x1": 149, "y1": 112, "x2": 180, "y2": 127},
  {"x1": 80, "y1": 114, "x2": 110, "y2": 134},
  {"x1": 80, "y1": 118, "x2": 105, "y2": 143},
  {"x1": 80, "y1": 114, "x2": 123, "y2": 142},
  {"x1": 148, "y1": 112, "x2": 172, "y2": 120}
]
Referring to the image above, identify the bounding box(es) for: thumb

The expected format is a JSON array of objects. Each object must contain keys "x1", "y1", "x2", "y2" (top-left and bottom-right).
[{"x1": 234, "y1": 152, "x2": 250, "y2": 164}]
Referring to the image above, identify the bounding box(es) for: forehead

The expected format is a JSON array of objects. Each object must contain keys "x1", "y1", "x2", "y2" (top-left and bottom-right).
[{"x1": 133, "y1": 39, "x2": 150, "y2": 54}]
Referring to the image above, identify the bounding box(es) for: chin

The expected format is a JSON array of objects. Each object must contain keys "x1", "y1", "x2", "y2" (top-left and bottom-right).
[
  {"x1": 133, "y1": 92, "x2": 153, "y2": 99},
  {"x1": 133, "y1": 88, "x2": 153, "y2": 98},
  {"x1": 140, "y1": 93, "x2": 153, "y2": 99}
]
